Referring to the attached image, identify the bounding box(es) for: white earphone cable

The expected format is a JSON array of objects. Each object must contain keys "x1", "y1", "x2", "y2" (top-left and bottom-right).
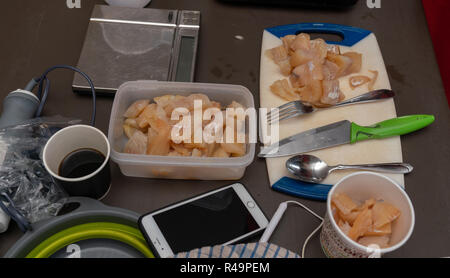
[{"x1": 284, "y1": 201, "x2": 324, "y2": 258}]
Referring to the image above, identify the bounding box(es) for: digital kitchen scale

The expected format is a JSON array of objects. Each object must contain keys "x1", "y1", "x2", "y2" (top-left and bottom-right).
[{"x1": 72, "y1": 5, "x2": 200, "y2": 95}]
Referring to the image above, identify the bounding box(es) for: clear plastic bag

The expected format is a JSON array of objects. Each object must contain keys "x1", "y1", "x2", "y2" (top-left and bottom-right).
[{"x1": 0, "y1": 116, "x2": 81, "y2": 224}]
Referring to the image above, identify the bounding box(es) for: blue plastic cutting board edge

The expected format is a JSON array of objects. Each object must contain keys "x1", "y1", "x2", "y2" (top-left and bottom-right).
[
  {"x1": 272, "y1": 177, "x2": 332, "y2": 201},
  {"x1": 265, "y1": 23, "x2": 372, "y2": 201},
  {"x1": 265, "y1": 23, "x2": 372, "y2": 47}
]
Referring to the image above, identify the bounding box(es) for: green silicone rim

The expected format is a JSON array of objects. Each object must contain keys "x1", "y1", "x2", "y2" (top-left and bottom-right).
[{"x1": 25, "y1": 222, "x2": 154, "y2": 258}]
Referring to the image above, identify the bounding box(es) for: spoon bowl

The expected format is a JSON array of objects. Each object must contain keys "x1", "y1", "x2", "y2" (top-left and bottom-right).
[{"x1": 286, "y1": 155, "x2": 329, "y2": 183}]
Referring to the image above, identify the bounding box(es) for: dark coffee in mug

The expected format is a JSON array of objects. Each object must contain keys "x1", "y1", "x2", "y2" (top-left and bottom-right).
[
  {"x1": 59, "y1": 148, "x2": 105, "y2": 179},
  {"x1": 43, "y1": 125, "x2": 111, "y2": 200}
]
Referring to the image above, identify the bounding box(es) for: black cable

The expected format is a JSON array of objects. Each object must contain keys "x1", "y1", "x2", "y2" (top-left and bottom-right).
[
  {"x1": 32, "y1": 65, "x2": 97, "y2": 126},
  {"x1": 0, "y1": 65, "x2": 97, "y2": 232},
  {"x1": 0, "y1": 192, "x2": 32, "y2": 232}
]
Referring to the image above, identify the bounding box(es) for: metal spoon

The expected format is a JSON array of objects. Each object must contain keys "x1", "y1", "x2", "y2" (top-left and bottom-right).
[{"x1": 286, "y1": 155, "x2": 413, "y2": 184}]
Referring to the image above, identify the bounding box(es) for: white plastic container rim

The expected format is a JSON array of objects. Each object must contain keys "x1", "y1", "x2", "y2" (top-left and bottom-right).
[{"x1": 43, "y1": 125, "x2": 111, "y2": 182}]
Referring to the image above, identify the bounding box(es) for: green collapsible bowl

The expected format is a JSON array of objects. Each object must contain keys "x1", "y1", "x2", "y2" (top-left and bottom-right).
[{"x1": 4, "y1": 197, "x2": 154, "y2": 258}]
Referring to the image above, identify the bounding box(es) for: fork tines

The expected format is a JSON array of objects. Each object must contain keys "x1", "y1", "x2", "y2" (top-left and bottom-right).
[{"x1": 266, "y1": 101, "x2": 314, "y2": 124}]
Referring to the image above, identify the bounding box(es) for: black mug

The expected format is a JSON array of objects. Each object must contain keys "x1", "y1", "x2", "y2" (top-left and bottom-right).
[{"x1": 43, "y1": 125, "x2": 111, "y2": 200}]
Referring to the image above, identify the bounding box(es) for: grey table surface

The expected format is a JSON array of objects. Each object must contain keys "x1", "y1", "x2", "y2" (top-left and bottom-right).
[{"x1": 0, "y1": 0, "x2": 449, "y2": 258}]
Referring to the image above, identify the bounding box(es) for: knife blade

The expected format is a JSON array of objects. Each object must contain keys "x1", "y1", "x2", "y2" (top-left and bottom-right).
[{"x1": 258, "y1": 115, "x2": 435, "y2": 158}]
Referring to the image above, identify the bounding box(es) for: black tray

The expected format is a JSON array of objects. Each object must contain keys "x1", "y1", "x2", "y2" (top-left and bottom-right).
[{"x1": 219, "y1": 0, "x2": 358, "y2": 8}]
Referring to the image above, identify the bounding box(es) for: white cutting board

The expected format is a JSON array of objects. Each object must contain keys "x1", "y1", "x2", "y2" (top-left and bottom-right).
[{"x1": 260, "y1": 24, "x2": 404, "y2": 188}]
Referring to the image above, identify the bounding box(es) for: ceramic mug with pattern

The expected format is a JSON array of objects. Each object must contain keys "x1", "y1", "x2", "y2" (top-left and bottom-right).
[{"x1": 320, "y1": 172, "x2": 415, "y2": 258}]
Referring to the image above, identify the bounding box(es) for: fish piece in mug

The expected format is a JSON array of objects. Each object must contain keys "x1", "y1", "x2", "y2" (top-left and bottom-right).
[
  {"x1": 356, "y1": 198, "x2": 377, "y2": 211},
  {"x1": 338, "y1": 220, "x2": 352, "y2": 236},
  {"x1": 358, "y1": 235, "x2": 390, "y2": 249},
  {"x1": 338, "y1": 210, "x2": 360, "y2": 226},
  {"x1": 372, "y1": 202, "x2": 401, "y2": 229},
  {"x1": 365, "y1": 222, "x2": 392, "y2": 236},
  {"x1": 332, "y1": 193, "x2": 358, "y2": 215},
  {"x1": 348, "y1": 207, "x2": 372, "y2": 241}
]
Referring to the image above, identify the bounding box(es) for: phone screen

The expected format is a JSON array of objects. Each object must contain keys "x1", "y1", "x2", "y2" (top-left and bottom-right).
[{"x1": 152, "y1": 188, "x2": 260, "y2": 254}]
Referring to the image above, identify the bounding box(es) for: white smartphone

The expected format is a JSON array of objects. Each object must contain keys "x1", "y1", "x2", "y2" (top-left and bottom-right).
[{"x1": 138, "y1": 183, "x2": 269, "y2": 258}]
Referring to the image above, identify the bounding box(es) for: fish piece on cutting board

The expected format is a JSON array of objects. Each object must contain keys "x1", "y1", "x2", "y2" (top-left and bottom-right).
[{"x1": 260, "y1": 29, "x2": 404, "y2": 187}]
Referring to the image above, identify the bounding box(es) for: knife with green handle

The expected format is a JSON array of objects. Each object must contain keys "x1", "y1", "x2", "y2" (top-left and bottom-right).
[
  {"x1": 350, "y1": 115, "x2": 435, "y2": 143},
  {"x1": 258, "y1": 115, "x2": 435, "y2": 158}
]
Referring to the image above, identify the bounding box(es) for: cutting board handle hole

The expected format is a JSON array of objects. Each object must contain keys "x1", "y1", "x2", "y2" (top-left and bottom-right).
[{"x1": 295, "y1": 31, "x2": 344, "y2": 43}]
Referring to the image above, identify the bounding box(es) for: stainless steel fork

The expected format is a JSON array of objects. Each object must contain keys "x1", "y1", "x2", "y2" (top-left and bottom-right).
[{"x1": 266, "y1": 89, "x2": 395, "y2": 124}]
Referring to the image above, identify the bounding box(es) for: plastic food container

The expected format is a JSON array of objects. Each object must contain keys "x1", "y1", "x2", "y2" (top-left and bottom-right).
[{"x1": 108, "y1": 81, "x2": 256, "y2": 180}]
